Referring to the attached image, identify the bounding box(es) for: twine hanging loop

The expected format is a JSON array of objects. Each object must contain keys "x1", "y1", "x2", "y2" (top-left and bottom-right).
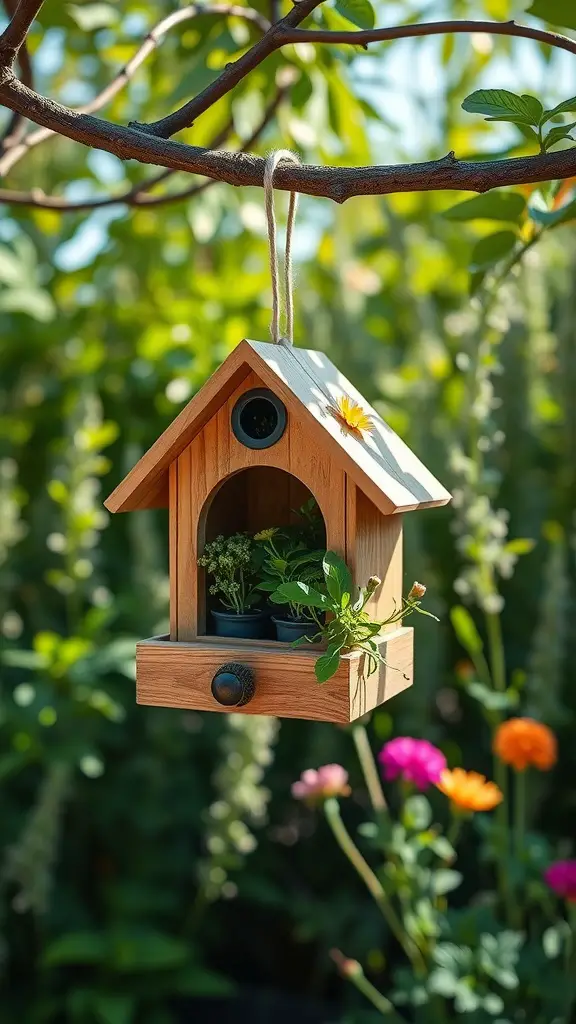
[{"x1": 264, "y1": 150, "x2": 301, "y2": 346}]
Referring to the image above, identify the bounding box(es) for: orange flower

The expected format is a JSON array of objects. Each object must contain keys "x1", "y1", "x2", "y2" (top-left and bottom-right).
[
  {"x1": 330, "y1": 395, "x2": 372, "y2": 438},
  {"x1": 494, "y1": 717, "x2": 557, "y2": 772},
  {"x1": 436, "y1": 768, "x2": 503, "y2": 812}
]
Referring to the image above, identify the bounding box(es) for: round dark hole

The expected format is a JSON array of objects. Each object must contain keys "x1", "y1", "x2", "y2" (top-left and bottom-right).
[
  {"x1": 240, "y1": 396, "x2": 278, "y2": 440},
  {"x1": 231, "y1": 389, "x2": 287, "y2": 449}
]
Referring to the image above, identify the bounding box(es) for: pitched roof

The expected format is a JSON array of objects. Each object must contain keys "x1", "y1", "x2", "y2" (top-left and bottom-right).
[{"x1": 104, "y1": 339, "x2": 451, "y2": 515}]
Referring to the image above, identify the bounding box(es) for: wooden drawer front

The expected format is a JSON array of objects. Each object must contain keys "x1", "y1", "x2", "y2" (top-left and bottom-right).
[{"x1": 136, "y1": 628, "x2": 413, "y2": 724}]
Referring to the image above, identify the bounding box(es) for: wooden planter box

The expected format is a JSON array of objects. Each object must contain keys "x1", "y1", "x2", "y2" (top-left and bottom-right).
[{"x1": 136, "y1": 626, "x2": 413, "y2": 724}]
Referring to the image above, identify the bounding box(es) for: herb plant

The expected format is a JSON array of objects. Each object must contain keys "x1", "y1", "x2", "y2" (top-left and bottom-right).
[
  {"x1": 272, "y1": 552, "x2": 436, "y2": 683},
  {"x1": 198, "y1": 533, "x2": 261, "y2": 614},
  {"x1": 254, "y1": 527, "x2": 325, "y2": 621}
]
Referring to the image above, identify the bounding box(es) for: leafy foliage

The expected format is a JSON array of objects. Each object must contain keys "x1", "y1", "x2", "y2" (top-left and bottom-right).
[{"x1": 1, "y1": 0, "x2": 576, "y2": 1020}]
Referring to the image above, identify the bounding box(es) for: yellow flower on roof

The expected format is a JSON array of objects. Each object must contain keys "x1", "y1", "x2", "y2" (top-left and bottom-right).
[{"x1": 330, "y1": 395, "x2": 373, "y2": 438}]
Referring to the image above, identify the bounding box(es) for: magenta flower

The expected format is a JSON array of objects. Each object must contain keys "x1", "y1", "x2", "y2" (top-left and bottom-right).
[
  {"x1": 378, "y1": 737, "x2": 447, "y2": 791},
  {"x1": 292, "y1": 764, "x2": 350, "y2": 803},
  {"x1": 544, "y1": 860, "x2": 576, "y2": 903}
]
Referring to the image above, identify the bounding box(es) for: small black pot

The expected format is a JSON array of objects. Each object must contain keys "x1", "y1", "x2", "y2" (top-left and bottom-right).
[
  {"x1": 272, "y1": 616, "x2": 319, "y2": 644},
  {"x1": 211, "y1": 608, "x2": 269, "y2": 640}
]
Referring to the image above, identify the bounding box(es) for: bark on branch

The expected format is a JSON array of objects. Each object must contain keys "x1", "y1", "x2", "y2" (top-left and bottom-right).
[
  {"x1": 2, "y1": 72, "x2": 576, "y2": 202},
  {"x1": 0, "y1": 0, "x2": 576, "y2": 205},
  {"x1": 0, "y1": 2, "x2": 269, "y2": 176},
  {"x1": 0, "y1": 0, "x2": 43, "y2": 59}
]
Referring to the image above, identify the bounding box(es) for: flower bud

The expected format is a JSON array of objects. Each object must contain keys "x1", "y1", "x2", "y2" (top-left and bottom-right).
[
  {"x1": 366, "y1": 575, "x2": 382, "y2": 595},
  {"x1": 408, "y1": 581, "x2": 426, "y2": 601}
]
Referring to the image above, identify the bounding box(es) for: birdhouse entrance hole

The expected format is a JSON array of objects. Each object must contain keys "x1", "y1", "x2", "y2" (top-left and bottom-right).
[
  {"x1": 231, "y1": 388, "x2": 287, "y2": 449},
  {"x1": 198, "y1": 466, "x2": 326, "y2": 638}
]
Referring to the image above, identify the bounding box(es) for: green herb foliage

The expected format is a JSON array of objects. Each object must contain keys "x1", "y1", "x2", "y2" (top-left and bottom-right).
[
  {"x1": 198, "y1": 533, "x2": 261, "y2": 614},
  {"x1": 272, "y1": 553, "x2": 436, "y2": 682}
]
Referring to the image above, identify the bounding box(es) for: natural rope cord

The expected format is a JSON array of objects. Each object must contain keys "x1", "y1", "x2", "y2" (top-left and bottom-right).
[{"x1": 264, "y1": 150, "x2": 301, "y2": 346}]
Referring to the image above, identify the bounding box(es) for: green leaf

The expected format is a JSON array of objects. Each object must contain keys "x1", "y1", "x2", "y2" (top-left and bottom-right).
[
  {"x1": 0, "y1": 245, "x2": 26, "y2": 286},
  {"x1": 505, "y1": 537, "x2": 536, "y2": 555},
  {"x1": 543, "y1": 123, "x2": 576, "y2": 151},
  {"x1": 67, "y1": 3, "x2": 119, "y2": 30},
  {"x1": 402, "y1": 795, "x2": 432, "y2": 831},
  {"x1": 528, "y1": 196, "x2": 576, "y2": 227},
  {"x1": 462, "y1": 89, "x2": 543, "y2": 126},
  {"x1": 469, "y1": 231, "x2": 517, "y2": 271},
  {"x1": 322, "y1": 551, "x2": 352, "y2": 604},
  {"x1": 527, "y1": 0, "x2": 576, "y2": 31},
  {"x1": 315, "y1": 645, "x2": 342, "y2": 683},
  {"x1": 1, "y1": 649, "x2": 47, "y2": 669},
  {"x1": 450, "y1": 605, "x2": 483, "y2": 655},
  {"x1": 273, "y1": 582, "x2": 329, "y2": 610},
  {"x1": 543, "y1": 921, "x2": 571, "y2": 959},
  {"x1": 542, "y1": 95, "x2": 576, "y2": 123},
  {"x1": 467, "y1": 681, "x2": 517, "y2": 711},
  {"x1": 442, "y1": 191, "x2": 526, "y2": 223},
  {"x1": 0, "y1": 289, "x2": 56, "y2": 322},
  {"x1": 42, "y1": 931, "x2": 107, "y2": 966},
  {"x1": 93, "y1": 994, "x2": 135, "y2": 1024},
  {"x1": 110, "y1": 929, "x2": 188, "y2": 971},
  {"x1": 334, "y1": 0, "x2": 375, "y2": 30},
  {"x1": 431, "y1": 869, "x2": 463, "y2": 895}
]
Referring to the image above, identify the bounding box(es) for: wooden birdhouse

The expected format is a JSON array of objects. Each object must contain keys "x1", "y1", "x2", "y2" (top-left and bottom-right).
[{"x1": 105, "y1": 340, "x2": 450, "y2": 723}]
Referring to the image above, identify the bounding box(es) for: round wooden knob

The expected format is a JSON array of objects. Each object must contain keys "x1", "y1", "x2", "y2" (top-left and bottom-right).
[{"x1": 211, "y1": 663, "x2": 255, "y2": 707}]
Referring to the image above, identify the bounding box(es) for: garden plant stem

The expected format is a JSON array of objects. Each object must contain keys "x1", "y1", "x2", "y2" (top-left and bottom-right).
[
  {"x1": 514, "y1": 768, "x2": 526, "y2": 859},
  {"x1": 352, "y1": 722, "x2": 388, "y2": 815},
  {"x1": 348, "y1": 968, "x2": 404, "y2": 1019},
  {"x1": 323, "y1": 798, "x2": 426, "y2": 973}
]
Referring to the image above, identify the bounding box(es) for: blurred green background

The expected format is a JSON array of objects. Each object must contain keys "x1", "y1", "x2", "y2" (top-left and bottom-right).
[{"x1": 1, "y1": 0, "x2": 575, "y2": 1021}]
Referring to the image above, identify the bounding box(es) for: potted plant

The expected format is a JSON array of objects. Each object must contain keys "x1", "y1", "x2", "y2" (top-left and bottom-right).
[
  {"x1": 271, "y1": 551, "x2": 436, "y2": 681},
  {"x1": 254, "y1": 527, "x2": 326, "y2": 643},
  {"x1": 198, "y1": 533, "x2": 268, "y2": 639}
]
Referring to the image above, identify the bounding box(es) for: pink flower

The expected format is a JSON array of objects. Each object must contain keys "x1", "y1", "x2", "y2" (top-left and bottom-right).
[
  {"x1": 378, "y1": 736, "x2": 447, "y2": 791},
  {"x1": 291, "y1": 764, "x2": 350, "y2": 803},
  {"x1": 544, "y1": 860, "x2": 576, "y2": 902}
]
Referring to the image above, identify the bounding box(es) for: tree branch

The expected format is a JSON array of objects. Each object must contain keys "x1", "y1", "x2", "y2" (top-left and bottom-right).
[
  {"x1": 0, "y1": 2, "x2": 270, "y2": 176},
  {"x1": 1, "y1": 0, "x2": 34, "y2": 148},
  {"x1": 283, "y1": 18, "x2": 576, "y2": 55},
  {"x1": 0, "y1": 81, "x2": 289, "y2": 211},
  {"x1": 1, "y1": 5, "x2": 576, "y2": 204},
  {"x1": 134, "y1": 0, "x2": 324, "y2": 138},
  {"x1": 0, "y1": 0, "x2": 43, "y2": 60},
  {"x1": 134, "y1": 14, "x2": 576, "y2": 138},
  {"x1": 2, "y1": 72, "x2": 576, "y2": 201}
]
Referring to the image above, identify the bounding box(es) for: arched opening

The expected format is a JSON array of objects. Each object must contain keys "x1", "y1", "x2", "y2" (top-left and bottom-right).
[{"x1": 198, "y1": 466, "x2": 327, "y2": 637}]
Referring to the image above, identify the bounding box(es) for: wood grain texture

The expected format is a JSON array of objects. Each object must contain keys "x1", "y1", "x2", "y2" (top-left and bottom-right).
[
  {"x1": 104, "y1": 339, "x2": 451, "y2": 517},
  {"x1": 104, "y1": 345, "x2": 251, "y2": 512},
  {"x1": 347, "y1": 485, "x2": 403, "y2": 627},
  {"x1": 179, "y1": 369, "x2": 346, "y2": 638},
  {"x1": 349, "y1": 626, "x2": 413, "y2": 721},
  {"x1": 136, "y1": 626, "x2": 413, "y2": 723},
  {"x1": 246, "y1": 341, "x2": 451, "y2": 514},
  {"x1": 176, "y1": 444, "x2": 196, "y2": 640},
  {"x1": 169, "y1": 462, "x2": 178, "y2": 640}
]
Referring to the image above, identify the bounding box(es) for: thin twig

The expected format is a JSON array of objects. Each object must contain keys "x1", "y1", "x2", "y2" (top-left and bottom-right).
[
  {"x1": 135, "y1": 14, "x2": 576, "y2": 137},
  {"x1": 135, "y1": 0, "x2": 324, "y2": 137},
  {"x1": 0, "y1": 0, "x2": 35, "y2": 148},
  {"x1": 0, "y1": 0, "x2": 43, "y2": 58},
  {"x1": 284, "y1": 18, "x2": 576, "y2": 56},
  {"x1": 0, "y1": 2, "x2": 270, "y2": 175},
  {"x1": 330, "y1": 949, "x2": 407, "y2": 1020}
]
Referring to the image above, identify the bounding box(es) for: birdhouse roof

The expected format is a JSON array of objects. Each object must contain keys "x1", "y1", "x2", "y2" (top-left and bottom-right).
[{"x1": 104, "y1": 339, "x2": 451, "y2": 516}]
